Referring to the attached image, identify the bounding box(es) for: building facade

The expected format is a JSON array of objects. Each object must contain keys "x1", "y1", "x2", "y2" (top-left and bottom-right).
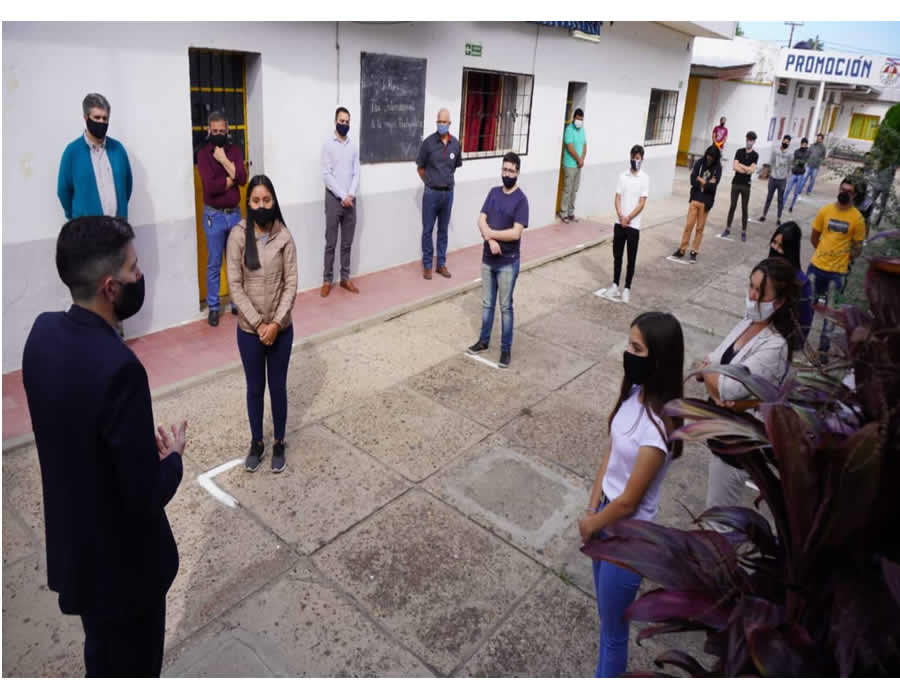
[{"x1": 2, "y1": 21, "x2": 733, "y2": 373}]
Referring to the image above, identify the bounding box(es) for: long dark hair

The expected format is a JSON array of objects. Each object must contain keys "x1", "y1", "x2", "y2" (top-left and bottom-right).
[
  {"x1": 608, "y1": 312, "x2": 685, "y2": 459},
  {"x1": 770, "y1": 221, "x2": 803, "y2": 271},
  {"x1": 243, "y1": 174, "x2": 286, "y2": 271},
  {"x1": 750, "y1": 257, "x2": 800, "y2": 357},
  {"x1": 703, "y1": 144, "x2": 721, "y2": 166}
]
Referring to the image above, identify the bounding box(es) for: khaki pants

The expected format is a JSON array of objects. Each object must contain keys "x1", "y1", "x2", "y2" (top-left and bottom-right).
[
  {"x1": 560, "y1": 166, "x2": 581, "y2": 218},
  {"x1": 679, "y1": 200, "x2": 707, "y2": 253}
]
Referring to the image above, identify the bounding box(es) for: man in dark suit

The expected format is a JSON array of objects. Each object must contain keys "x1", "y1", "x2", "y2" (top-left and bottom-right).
[{"x1": 22, "y1": 216, "x2": 188, "y2": 677}]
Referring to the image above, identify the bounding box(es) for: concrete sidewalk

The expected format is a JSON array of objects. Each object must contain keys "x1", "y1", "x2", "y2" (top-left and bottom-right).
[{"x1": 2, "y1": 166, "x2": 836, "y2": 677}]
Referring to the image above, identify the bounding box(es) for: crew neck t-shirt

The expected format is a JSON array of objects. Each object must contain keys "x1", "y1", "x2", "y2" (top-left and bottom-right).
[
  {"x1": 601, "y1": 386, "x2": 672, "y2": 522},
  {"x1": 615, "y1": 169, "x2": 650, "y2": 230},
  {"x1": 810, "y1": 202, "x2": 866, "y2": 274},
  {"x1": 732, "y1": 147, "x2": 759, "y2": 187},
  {"x1": 481, "y1": 186, "x2": 529, "y2": 267}
]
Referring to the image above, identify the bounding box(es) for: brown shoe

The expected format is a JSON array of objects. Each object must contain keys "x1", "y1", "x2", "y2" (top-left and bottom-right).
[
  {"x1": 320, "y1": 282, "x2": 332, "y2": 297},
  {"x1": 423, "y1": 268, "x2": 433, "y2": 280},
  {"x1": 436, "y1": 265, "x2": 452, "y2": 278},
  {"x1": 340, "y1": 279, "x2": 360, "y2": 293}
]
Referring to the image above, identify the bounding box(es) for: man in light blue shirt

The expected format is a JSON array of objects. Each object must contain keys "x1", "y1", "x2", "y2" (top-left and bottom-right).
[
  {"x1": 559, "y1": 108, "x2": 587, "y2": 223},
  {"x1": 321, "y1": 106, "x2": 361, "y2": 296}
]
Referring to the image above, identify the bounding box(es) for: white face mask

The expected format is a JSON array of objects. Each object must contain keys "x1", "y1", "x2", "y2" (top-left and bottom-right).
[
  {"x1": 745, "y1": 294, "x2": 778, "y2": 322},
  {"x1": 574, "y1": 119, "x2": 583, "y2": 129}
]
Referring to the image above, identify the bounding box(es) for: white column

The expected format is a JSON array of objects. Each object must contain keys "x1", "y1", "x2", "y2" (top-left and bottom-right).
[{"x1": 810, "y1": 80, "x2": 826, "y2": 138}]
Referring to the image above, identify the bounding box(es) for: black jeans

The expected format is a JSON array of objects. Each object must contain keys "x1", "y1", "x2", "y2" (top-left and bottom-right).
[
  {"x1": 727, "y1": 183, "x2": 751, "y2": 231},
  {"x1": 237, "y1": 324, "x2": 294, "y2": 442},
  {"x1": 80, "y1": 598, "x2": 166, "y2": 677},
  {"x1": 763, "y1": 178, "x2": 786, "y2": 219},
  {"x1": 612, "y1": 224, "x2": 640, "y2": 288}
]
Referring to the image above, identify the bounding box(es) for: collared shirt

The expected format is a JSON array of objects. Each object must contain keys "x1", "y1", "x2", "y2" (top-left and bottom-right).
[
  {"x1": 562, "y1": 123, "x2": 586, "y2": 168},
  {"x1": 197, "y1": 142, "x2": 247, "y2": 210},
  {"x1": 416, "y1": 132, "x2": 462, "y2": 189},
  {"x1": 321, "y1": 133, "x2": 360, "y2": 201},
  {"x1": 84, "y1": 132, "x2": 118, "y2": 217}
]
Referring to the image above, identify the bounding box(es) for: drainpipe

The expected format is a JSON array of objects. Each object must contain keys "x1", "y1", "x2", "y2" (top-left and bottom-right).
[{"x1": 810, "y1": 79, "x2": 825, "y2": 138}]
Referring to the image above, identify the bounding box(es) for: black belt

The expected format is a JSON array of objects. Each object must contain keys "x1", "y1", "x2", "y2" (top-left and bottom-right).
[{"x1": 428, "y1": 185, "x2": 452, "y2": 191}]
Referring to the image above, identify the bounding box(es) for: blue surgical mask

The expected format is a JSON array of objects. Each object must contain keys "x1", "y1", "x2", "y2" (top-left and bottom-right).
[{"x1": 437, "y1": 123, "x2": 450, "y2": 135}]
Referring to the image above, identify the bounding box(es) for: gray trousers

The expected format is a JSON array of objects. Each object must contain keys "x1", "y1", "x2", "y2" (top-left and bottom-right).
[
  {"x1": 324, "y1": 191, "x2": 356, "y2": 283},
  {"x1": 560, "y1": 166, "x2": 581, "y2": 217},
  {"x1": 705, "y1": 454, "x2": 747, "y2": 510}
]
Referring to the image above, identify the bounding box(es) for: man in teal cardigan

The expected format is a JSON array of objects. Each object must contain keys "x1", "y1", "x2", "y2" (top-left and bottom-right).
[{"x1": 58, "y1": 93, "x2": 133, "y2": 220}]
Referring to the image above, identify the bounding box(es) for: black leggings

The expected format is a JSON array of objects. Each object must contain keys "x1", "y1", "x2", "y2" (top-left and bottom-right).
[
  {"x1": 612, "y1": 224, "x2": 640, "y2": 288},
  {"x1": 727, "y1": 183, "x2": 750, "y2": 231},
  {"x1": 237, "y1": 324, "x2": 294, "y2": 442}
]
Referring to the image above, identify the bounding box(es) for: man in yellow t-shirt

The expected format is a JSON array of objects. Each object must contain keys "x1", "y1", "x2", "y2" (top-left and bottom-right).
[{"x1": 808, "y1": 178, "x2": 866, "y2": 356}]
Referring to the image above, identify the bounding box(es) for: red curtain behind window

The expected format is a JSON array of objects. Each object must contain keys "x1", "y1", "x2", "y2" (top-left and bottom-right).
[
  {"x1": 464, "y1": 74, "x2": 484, "y2": 153},
  {"x1": 464, "y1": 72, "x2": 501, "y2": 152}
]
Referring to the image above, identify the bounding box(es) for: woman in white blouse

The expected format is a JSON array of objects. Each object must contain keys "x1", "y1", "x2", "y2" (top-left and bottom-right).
[{"x1": 699, "y1": 256, "x2": 799, "y2": 508}]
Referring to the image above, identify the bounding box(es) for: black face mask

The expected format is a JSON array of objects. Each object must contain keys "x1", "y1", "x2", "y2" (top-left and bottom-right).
[
  {"x1": 630, "y1": 159, "x2": 641, "y2": 172},
  {"x1": 209, "y1": 133, "x2": 227, "y2": 148},
  {"x1": 502, "y1": 175, "x2": 517, "y2": 189},
  {"x1": 769, "y1": 246, "x2": 786, "y2": 260},
  {"x1": 86, "y1": 119, "x2": 108, "y2": 140},
  {"x1": 112, "y1": 276, "x2": 145, "y2": 321},
  {"x1": 623, "y1": 351, "x2": 652, "y2": 386},
  {"x1": 252, "y1": 206, "x2": 278, "y2": 225},
  {"x1": 838, "y1": 191, "x2": 851, "y2": 205},
  {"x1": 781, "y1": 142, "x2": 789, "y2": 150},
  {"x1": 336, "y1": 123, "x2": 350, "y2": 137}
]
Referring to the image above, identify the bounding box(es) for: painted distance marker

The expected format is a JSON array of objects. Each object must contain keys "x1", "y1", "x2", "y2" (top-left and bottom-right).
[{"x1": 196, "y1": 458, "x2": 243, "y2": 508}]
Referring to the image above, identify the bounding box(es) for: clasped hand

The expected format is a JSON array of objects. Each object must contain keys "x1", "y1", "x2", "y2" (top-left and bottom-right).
[{"x1": 258, "y1": 322, "x2": 279, "y2": 346}]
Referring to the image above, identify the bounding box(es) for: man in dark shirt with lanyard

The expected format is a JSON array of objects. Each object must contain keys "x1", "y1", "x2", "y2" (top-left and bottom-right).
[{"x1": 416, "y1": 107, "x2": 462, "y2": 280}]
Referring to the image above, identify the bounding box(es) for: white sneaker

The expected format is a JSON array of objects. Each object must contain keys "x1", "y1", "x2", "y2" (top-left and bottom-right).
[
  {"x1": 622, "y1": 288, "x2": 630, "y2": 304},
  {"x1": 604, "y1": 283, "x2": 620, "y2": 299}
]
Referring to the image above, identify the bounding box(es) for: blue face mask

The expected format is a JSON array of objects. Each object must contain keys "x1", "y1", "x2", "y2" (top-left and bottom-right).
[{"x1": 437, "y1": 123, "x2": 450, "y2": 135}]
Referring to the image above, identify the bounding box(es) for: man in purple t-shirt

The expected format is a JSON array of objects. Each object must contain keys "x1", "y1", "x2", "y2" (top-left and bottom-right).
[
  {"x1": 465, "y1": 152, "x2": 529, "y2": 369},
  {"x1": 197, "y1": 111, "x2": 247, "y2": 326}
]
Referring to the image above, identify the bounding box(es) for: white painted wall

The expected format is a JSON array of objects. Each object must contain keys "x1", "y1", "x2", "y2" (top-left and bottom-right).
[{"x1": 2, "y1": 20, "x2": 694, "y2": 373}]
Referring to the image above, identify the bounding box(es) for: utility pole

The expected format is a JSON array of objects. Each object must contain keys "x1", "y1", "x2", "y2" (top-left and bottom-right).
[{"x1": 785, "y1": 21, "x2": 804, "y2": 48}]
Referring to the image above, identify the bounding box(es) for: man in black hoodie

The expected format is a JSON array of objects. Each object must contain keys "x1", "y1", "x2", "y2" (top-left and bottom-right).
[
  {"x1": 672, "y1": 145, "x2": 721, "y2": 263},
  {"x1": 786, "y1": 137, "x2": 810, "y2": 212}
]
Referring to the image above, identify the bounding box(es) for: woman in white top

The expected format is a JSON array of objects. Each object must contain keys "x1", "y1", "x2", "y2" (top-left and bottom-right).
[
  {"x1": 578, "y1": 311, "x2": 685, "y2": 678},
  {"x1": 699, "y1": 256, "x2": 798, "y2": 509}
]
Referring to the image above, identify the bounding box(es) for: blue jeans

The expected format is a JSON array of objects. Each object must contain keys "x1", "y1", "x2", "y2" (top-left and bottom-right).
[
  {"x1": 786, "y1": 173, "x2": 805, "y2": 210},
  {"x1": 807, "y1": 263, "x2": 846, "y2": 354},
  {"x1": 236, "y1": 325, "x2": 294, "y2": 443},
  {"x1": 203, "y1": 205, "x2": 242, "y2": 311},
  {"x1": 801, "y1": 165, "x2": 820, "y2": 194},
  {"x1": 422, "y1": 187, "x2": 454, "y2": 269},
  {"x1": 479, "y1": 261, "x2": 519, "y2": 353},
  {"x1": 591, "y1": 502, "x2": 642, "y2": 678}
]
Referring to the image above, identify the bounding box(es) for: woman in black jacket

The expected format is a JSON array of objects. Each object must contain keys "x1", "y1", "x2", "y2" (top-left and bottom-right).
[{"x1": 672, "y1": 144, "x2": 721, "y2": 263}]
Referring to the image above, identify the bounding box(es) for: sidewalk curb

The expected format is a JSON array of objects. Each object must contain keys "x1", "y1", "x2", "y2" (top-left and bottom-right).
[{"x1": 2, "y1": 234, "x2": 611, "y2": 455}]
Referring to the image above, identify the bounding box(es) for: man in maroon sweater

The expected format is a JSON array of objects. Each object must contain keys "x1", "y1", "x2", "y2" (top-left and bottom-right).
[{"x1": 197, "y1": 111, "x2": 247, "y2": 326}]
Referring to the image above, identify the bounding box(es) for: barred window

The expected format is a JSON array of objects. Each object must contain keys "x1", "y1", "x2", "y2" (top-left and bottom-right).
[
  {"x1": 459, "y1": 68, "x2": 533, "y2": 159},
  {"x1": 644, "y1": 89, "x2": 678, "y2": 146},
  {"x1": 777, "y1": 78, "x2": 789, "y2": 95}
]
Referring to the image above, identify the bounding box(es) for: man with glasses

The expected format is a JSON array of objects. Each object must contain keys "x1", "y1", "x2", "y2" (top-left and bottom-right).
[{"x1": 416, "y1": 108, "x2": 462, "y2": 280}]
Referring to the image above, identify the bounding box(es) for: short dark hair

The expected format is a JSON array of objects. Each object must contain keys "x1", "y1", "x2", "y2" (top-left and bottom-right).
[
  {"x1": 801, "y1": 137, "x2": 809, "y2": 144},
  {"x1": 502, "y1": 151, "x2": 521, "y2": 171},
  {"x1": 746, "y1": 130, "x2": 757, "y2": 141},
  {"x1": 630, "y1": 144, "x2": 645, "y2": 158},
  {"x1": 335, "y1": 106, "x2": 350, "y2": 120},
  {"x1": 840, "y1": 177, "x2": 857, "y2": 194},
  {"x1": 816, "y1": 132, "x2": 825, "y2": 138},
  {"x1": 208, "y1": 110, "x2": 227, "y2": 125},
  {"x1": 783, "y1": 134, "x2": 792, "y2": 141},
  {"x1": 56, "y1": 217, "x2": 134, "y2": 302},
  {"x1": 573, "y1": 108, "x2": 584, "y2": 118}
]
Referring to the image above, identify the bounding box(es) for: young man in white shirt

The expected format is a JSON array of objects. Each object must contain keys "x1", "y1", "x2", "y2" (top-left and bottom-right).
[{"x1": 600, "y1": 145, "x2": 649, "y2": 303}]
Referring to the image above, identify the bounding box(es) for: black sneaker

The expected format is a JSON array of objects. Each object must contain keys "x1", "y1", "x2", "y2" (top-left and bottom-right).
[
  {"x1": 758, "y1": 215, "x2": 766, "y2": 222},
  {"x1": 230, "y1": 304, "x2": 238, "y2": 315},
  {"x1": 498, "y1": 351, "x2": 511, "y2": 368},
  {"x1": 467, "y1": 341, "x2": 489, "y2": 355},
  {"x1": 208, "y1": 309, "x2": 219, "y2": 327},
  {"x1": 741, "y1": 231, "x2": 747, "y2": 242},
  {"x1": 689, "y1": 251, "x2": 698, "y2": 263},
  {"x1": 788, "y1": 207, "x2": 793, "y2": 213},
  {"x1": 271, "y1": 441, "x2": 286, "y2": 474},
  {"x1": 776, "y1": 218, "x2": 782, "y2": 226},
  {"x1": 671, "y1": 249, "x2": 685, "y2": 258},
  {"x1": 245, "y1": 441, "x2": 265, "y2": 472}
]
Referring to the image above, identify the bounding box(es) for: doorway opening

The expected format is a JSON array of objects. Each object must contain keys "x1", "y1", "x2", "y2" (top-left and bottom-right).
[{"x1": 554, "y1": 81, "x2": 588, "y2": 217}]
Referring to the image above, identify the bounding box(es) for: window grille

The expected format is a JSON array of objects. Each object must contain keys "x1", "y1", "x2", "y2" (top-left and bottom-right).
[
  {"x1": 644, "y1": 89, "x2": 678, "y2": 146},
  {"x1": 459, "y1": 68, "x2": 534, "y2": 159},
  {"x1": 777, "y1": 78, "x2": 789, "y2": 95}
]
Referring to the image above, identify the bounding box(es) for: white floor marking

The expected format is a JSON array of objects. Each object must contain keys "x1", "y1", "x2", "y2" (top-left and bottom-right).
[
  {"x1": 464, "y1": 352, "x2": 500, "y2": 369},
  {"x1": 715, "y1": 232, "x2": 736, "y2": 242},
  {"x1": 593, "y1": 289, "x2": 623, "y2": 302},
  {"x1": 197, "y1": 458, "x2": 243, "y2": 508},
  {"x1": 666, "y1": 256, "x2": 692, "y2": 265}
]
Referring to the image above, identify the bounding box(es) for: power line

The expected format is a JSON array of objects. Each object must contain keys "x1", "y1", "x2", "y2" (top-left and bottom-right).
[{"x1": 785, "y1": 21, "x2": 804, "y2": 48}]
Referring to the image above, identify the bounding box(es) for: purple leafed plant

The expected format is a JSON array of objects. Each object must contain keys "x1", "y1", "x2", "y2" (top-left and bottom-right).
[{"x1": 583, "y1": 241, "x2": 900, "y2": 676}]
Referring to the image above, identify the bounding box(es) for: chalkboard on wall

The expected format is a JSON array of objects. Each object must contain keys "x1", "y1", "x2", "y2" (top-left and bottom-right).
[{"x1": 360, "y1": 52, "x2": 427, "y2": 164}]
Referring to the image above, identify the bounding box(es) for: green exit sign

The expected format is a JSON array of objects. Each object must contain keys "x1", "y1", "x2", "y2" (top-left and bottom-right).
[{"x1": 465, "y1": 42, "x2": 482, "y2": 57}]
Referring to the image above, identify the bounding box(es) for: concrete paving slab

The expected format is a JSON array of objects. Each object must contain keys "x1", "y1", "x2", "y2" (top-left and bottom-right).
[
  {"x1": 671, "y1": 300, "x2": 745, "y2": 339},
  {"x1": 499, "y1": 332, "x2": 595, "y2": 392},
  {"x1": 405, "y1": 354, "x2": 550, "y2": 430},
  {"x1": 322, "y1": 385, "x2": 490, "y2": 482},
  {"x1": 459, "y1": 573, "x2": 598, "y2": 677},
  {"x1": 529, "y1": 250, "x2": 611, "y2": 292},
  {"x1": 519, "y1": 310, "x2": 617, "y2": 363},
  {"x1": 313, "y1": 489, "x2": 544, "y2": 675},
  {"x1": 2, "y1": 555, "x2": 85, "y2": 677},
  {"x1": 165, "y1": 562, "x2": 433, "y2": 677},
  {"x1": 217, "y1": 424, "x2": 409, "y2": 553},
  {"x1": 2, "y1": 505, "x2": 36, "y2": 567},
  {"x1": 687, "y1": 282, "x2": 747, "y2": 319},
  {"x1": 566, "y1": 293, "x2": 657, "y2": 333},
  {"x1": 1, "y1": 446, "x2": 45, "y2": 551},
  {"x1": 393, "y1": 296, "x2": 484, "y2": 350},
  {"x1": 423, "y1": 444, "x2": 590, "y2": 575},
  {"x1": 163, "y1": 480, "x2": 299, "y2": 647}
]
